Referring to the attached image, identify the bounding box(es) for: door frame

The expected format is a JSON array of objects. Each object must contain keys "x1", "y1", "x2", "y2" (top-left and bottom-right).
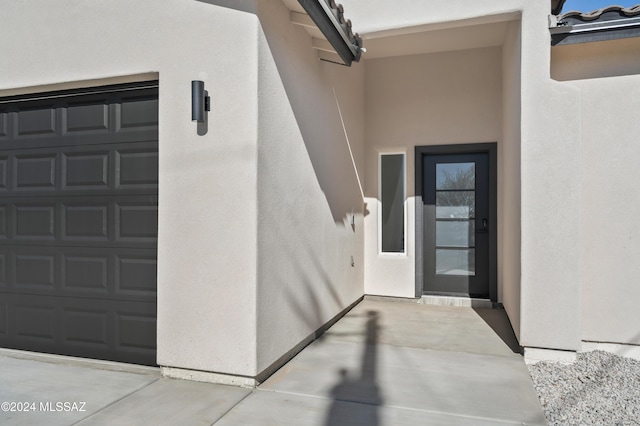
[{"x1": 415, "y1": 143, "x2": 497, "y2": 301}]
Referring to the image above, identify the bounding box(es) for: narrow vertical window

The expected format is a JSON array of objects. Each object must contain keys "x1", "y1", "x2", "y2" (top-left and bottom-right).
[{"x1": 380, "y1": 153, "x2": 405, "y2": 253}]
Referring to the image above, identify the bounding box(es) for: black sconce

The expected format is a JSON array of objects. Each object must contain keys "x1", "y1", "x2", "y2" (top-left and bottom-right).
[{"x1": 191, "y1": 80, "x2": 210, "y2": 122}]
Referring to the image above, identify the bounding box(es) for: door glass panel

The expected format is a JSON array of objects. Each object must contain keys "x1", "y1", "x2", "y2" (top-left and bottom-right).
[
  {"x1": 436, "y1": 191, "x2": 475, "y2": 218},
  {"x1": 436, "y1": 220, "x2": 475, "y2": 247},
  {"x1": 436, "y1": 162, "x2": 475, "y2": 190},
  {"x1": 436, "y1": 249, "x2": 475, "y2": 276}
]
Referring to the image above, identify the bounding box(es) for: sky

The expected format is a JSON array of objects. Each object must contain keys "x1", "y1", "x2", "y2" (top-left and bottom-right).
[{"x1": 561, "y1": 0, "x2": 640, "y2": 12}]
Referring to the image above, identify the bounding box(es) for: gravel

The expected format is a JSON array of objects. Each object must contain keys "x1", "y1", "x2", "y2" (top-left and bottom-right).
[{"x1": 527, "y1": 351, "x2": 640, "y2": 425}]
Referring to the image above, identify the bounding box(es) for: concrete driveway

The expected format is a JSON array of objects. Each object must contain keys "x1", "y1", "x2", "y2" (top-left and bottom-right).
[{"x1": 0, "y1": 297, "x2": 547, "y2": 425}]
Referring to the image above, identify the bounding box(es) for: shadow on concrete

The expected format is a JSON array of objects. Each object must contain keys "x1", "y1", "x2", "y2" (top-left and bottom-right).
[
  {"x1": 473, "y1": 307, "x2": 521, "y2": 354},
  {"x1": 325, "y1": 310, "x2": 382, "y2": 426}
]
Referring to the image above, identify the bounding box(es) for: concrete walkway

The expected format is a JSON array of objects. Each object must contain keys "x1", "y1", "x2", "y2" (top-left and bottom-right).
[{"x1": 0, "y1": 298, "x2": 547, "y2": 425}]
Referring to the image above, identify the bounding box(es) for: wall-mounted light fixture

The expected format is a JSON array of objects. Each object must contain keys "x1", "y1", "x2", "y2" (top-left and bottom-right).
[{"x1": 191, "y1": 80, "x2": 210, "y2": 122}]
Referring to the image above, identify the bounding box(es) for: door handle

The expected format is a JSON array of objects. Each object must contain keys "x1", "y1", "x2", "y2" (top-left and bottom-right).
[{"x1": 477, "y1": 218, "x2": 488, "y2": 234}]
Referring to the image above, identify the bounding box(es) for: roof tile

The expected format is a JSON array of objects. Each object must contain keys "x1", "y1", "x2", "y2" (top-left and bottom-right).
[{"x1": 558, "y1": 4, "x2": 640, "y2": 22}]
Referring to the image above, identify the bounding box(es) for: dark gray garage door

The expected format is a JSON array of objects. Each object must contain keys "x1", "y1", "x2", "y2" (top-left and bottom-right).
[{"x1": 0, "y1": 82, "x2": 158, "y2": 365}]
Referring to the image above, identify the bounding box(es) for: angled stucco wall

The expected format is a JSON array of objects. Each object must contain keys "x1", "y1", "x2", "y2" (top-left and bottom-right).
[
  {"x1": 0, "y1": 0, "x2": 261, "y2": 376},
  {"x1": 254, "y1": 2, "x2": 365, "y2": 376}
]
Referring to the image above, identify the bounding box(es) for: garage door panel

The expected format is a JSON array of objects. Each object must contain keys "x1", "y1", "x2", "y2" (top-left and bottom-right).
[
  {"x1": 1, "y1": 142, "x2": 156, "y2": 195},
  {"x1": 63, "y1": 204, "x2": 109, "y2": 239},
  {"x1": 0, "y1": 293, "x2": 156, "y2": 365},
  {"x1": 0, "y1": 157, "x2": 7, "y2": 190},
  {"x1": 116, "y1": 148, "x2": 158, "y2": 187},
  {"x1": 116, "y1": 311, "x2": 156, "y2": 351},
  {"x1": 116, "y1": 202, "x2": 158, "y2": 241},
  {"x1": 63, "y1": 200, "x2": 106, "y2": 243},
  {"x1": 0, "y1": 252, "x2": 6, "y2": 287},
  {"x1": 1, "y1": 101, "x2": 157, "y2": 151},
  {"x1": 63, "y1": 255, "x2": 108, "y2": 293},
  {"x1": 15, "y1": 204, "x2": 56, "y2": 238},
  {"x1": 15, "y1": 303, "x2": 56, "y2": 343},
  {"x1": 62, "y1": 308, "x2": 109, "y2": 348},
  {"x1": 0, "y1": 113, "x2": 7, "y2": 139},
  {"x1": 0, "y1": 83, "x2": 157, "y2": 365},
  {"x1": 63, "y1": 151, "x2": 109, "y2": 188},
  {"x1": 16, "y1": 108, "x2": 57, "y2": 138},
  {"x1": 116, "y1": 255, "x2": 157, "y2": 296},
  {"x1": 0, "y1": 130, "x2": 157, "y2": 150},
  {"x1": 64, "y1": 103, "x2": 109, "y2": 134},
  {"x1": 117, "y1": 98, "x2": 159, "y2": 130},
  {"x1": 0, "y1": 196, "x2": 156, "y2": 248},
  {"x1": 14, "y1": 254, "x2": 56, "y2": 289},
  {"x1": 3, "y1": 246, "x2": 155, "y2": 301},
  {"x1": 0, "y1": 303, "x2": 6, "y2": 337},
  {"x1": 14, "y1": 154, "x2": 57, "y2": 190},
  {"x1": 0, "y1": 206, "x2": 7, "y2": 237}
]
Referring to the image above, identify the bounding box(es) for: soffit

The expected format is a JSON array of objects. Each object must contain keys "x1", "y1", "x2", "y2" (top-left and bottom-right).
[
  {"x1": 280, "y1": 2, "x2": 512, "y2": 62},
  {"x1": 281, "y1": 0, "x2": 305, "y2": 14},
  {"x1": 363, "y1": 21, "x2": 509, "y2": 60}
]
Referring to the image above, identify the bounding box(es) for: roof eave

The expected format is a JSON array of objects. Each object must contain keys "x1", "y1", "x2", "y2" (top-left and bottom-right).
[
  {"x1": 297, "y1": 0, "x2": 363, "y2": 66},
  {"x1": 550, "y1": 16, "x2": 640, "y2": 45}
]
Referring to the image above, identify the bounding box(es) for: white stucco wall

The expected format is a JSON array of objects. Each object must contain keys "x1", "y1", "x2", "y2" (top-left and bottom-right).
[
  {"x1": 517, "y1": 5, "x2": 582, "y2": 351},
  {"x1": 254, "y1": 2, "x2": 365, "y2": 375},
  {"x1": 574, "y1": 76, "x2": 640, "y2": 346},
  {"x1": 0, "y1": 0, "x2": 261, "y2": 376},
  {"x1": 363, "y1": 47, "x2": 503, "y2": 297},
  {"x1": 552, "y1": 37, "x2": 640, "y2": 347},
  {"x1": 552, "y1": 37, "x2": 640, "y2": 81}
]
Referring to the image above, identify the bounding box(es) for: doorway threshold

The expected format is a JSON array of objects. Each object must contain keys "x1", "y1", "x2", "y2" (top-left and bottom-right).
[{"x1": 420, "y1": 295, "x2": 495, "y2": 309}]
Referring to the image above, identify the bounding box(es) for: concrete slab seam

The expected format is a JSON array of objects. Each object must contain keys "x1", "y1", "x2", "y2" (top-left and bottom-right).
[
  {"x1": 209, "y1": 389, "x2": 255, "y2": 425},
  {"x1": 253, "y1": 387, "x2": 531, "y2": 425},
  {"x1": 70, "y1": 378, "x2": 161, "y2": 425}
]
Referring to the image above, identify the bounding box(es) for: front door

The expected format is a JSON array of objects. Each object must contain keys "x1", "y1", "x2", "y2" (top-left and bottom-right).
[{"x1": 417, "y1": 144, "x2": 496, "y2": 299}]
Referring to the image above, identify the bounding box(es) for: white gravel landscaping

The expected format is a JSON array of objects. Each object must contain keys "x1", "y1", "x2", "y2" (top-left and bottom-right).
[{"x1": 527, "y1": 351, "x2": 640, "y2": 425}]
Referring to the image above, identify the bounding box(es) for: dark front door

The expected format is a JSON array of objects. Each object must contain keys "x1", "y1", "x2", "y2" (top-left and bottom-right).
[{"x1": 418, "y1": 145, "x2": 496, "y2": 299}]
